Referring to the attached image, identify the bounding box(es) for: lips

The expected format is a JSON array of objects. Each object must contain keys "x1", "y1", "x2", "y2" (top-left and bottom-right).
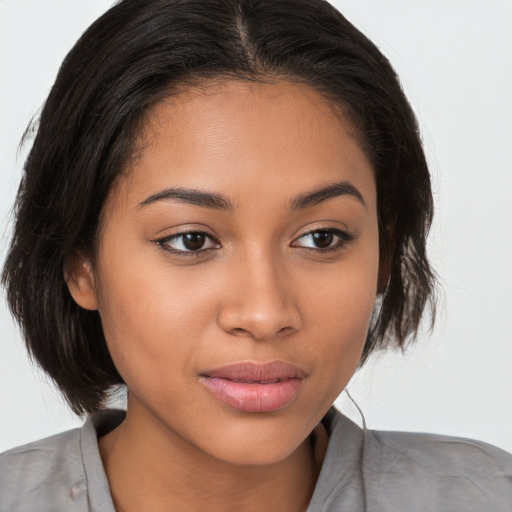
[{"x1": 200, "y1": 361, "x2": 306, "y2": 413}]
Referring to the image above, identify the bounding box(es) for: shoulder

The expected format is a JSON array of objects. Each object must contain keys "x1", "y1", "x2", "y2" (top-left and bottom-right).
[
  {"x1": 0, "y1": 427, "x2": 89, "y2": 512},
  {"x1": 364, "y1": 428, "x2": 512, "y2": 511},
  {"x1": 368, "y1": 428, "x2": 512, "y2": 472}
]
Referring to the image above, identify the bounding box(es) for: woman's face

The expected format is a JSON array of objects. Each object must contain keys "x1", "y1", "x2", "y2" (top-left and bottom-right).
[{"x1": 71, "y1": 80, "x2": 379, "y2": 465}]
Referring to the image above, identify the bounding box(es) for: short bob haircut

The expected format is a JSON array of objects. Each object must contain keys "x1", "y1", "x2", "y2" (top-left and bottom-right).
[{"x1": 2, "y1": 0, "x2": 436, "y2": 414}]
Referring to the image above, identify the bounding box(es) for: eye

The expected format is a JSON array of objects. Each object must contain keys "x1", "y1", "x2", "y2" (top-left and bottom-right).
[
  {"x1": 291, "y1": 228, "x2": 355, "y2": 251},
  {"x1": 156, "y1": 231, "x2": 220, "y2": 255}
]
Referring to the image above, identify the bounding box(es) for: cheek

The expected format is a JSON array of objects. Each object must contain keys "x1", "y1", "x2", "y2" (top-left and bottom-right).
[
  {"x1": 301, "y1": 239, "x2": 379, "y2": 375},
  {"x1": 93, "y1": 246, "x2": 215, "y2": 389},
  {"x1": 308, "y1": 237, "x2": 378, "y2": 328},
  {"x1": 309, "y1": 276, "x2": 375, "y2": 361}
]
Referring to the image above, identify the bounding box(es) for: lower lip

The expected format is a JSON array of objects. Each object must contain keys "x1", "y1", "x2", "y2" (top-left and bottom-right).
[{"x1": 200, "y1": 377, "x2": 303, "y2": 413}]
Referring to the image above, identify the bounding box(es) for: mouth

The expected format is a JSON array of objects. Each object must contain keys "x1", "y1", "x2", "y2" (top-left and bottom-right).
[{"x1": 199, "y1": 361, "x2": 306, "y2": 413}]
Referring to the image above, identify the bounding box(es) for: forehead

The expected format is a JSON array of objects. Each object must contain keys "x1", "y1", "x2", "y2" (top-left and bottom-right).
[{"x1": 111, "y1": 79, "x2": 375, "y2": 211}]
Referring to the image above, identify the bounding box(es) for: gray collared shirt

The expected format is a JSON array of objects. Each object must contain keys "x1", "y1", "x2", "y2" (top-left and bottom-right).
[{"x1": 1, "y1": 408, "x2": 511, "y2": 511}]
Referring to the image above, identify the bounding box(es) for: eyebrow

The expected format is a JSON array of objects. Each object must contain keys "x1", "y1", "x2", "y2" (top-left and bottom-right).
[
  {"x1": 138, "y1": 180, "x2": 365, "y2": 212},
  {"x1": 291, "y1": 181, "x2": 366, "y2": 210},
  {"x1": 138, "y1": 187, "x2": 234, "y2": 211}
]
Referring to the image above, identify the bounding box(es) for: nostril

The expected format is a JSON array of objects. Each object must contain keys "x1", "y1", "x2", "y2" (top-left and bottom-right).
[
  {"x1": 228, "y1": 325, "x2": 296, "y2": 341},
  {"x1": 230, "y1": 327, "x2": 250, "y2": 337},
  {"x1": 218, "y1": 295, "x2": 302, "y2": 341}
]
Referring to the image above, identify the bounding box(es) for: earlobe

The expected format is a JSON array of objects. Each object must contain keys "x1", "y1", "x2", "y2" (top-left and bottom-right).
[{"x1": 64, "y1": 255, "x2": 99, "y2": 311}]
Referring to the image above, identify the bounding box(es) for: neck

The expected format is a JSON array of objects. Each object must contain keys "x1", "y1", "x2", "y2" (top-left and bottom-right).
[{"x1": 99, "y1": 398, "x2": 328, "y2": 512}]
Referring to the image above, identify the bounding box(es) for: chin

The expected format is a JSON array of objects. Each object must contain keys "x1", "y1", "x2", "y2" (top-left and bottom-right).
[
  {"x1": 208, "y1": 437, "x2": 304, "y2": 467},
  {"x1": 190, "y1": 412, "x2": 313, "y2": 468}
]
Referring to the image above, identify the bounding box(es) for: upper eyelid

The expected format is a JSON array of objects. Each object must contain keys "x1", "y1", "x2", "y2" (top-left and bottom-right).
[
  {"x1": 157, "y1": 227, "x2": 350, "y2": 240},
  {"x1": 164, "y1": 230, "x2": 216, "y2": 239},
  {"x1": 152, "y1": 221, "x2": 219, "y2": 236},
  {"x1": 291, "y1": 227, "x2": 355, "y2": 248},
  {"x1": 155, "y1": 226, "x2": 352, "y2": 249},
  {"x1": 157, "y1": 229, "x2": 219, "y2": 242},
  {"x1": 170, "y1": 232, "x2": 217, "y2": 242},
  {"x1": 154, "y1": 231, "x2": 220, "y2": 251},
  {"x1": 293, "y1": 227, "x2": 351, "y2": 240}
]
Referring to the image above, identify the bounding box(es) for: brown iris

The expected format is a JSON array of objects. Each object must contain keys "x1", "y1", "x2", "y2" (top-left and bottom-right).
[
  {"x1": 312, "y1": 231, "x2": 334, "y2": 248},
  {"x1": 182, "y1": 233, "x2": 207, "y2": 250}
]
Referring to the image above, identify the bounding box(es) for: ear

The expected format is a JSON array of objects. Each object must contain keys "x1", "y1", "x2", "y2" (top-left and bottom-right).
[
  {"x1": 377, "y1": 252, "x2": 392, "y2": 294},
  {"x1": 377, "y1": 225, "x2": 395, "y2": 295},
  {"x1": 64, "y1": 254, "x2": 99, "y2": 310}
]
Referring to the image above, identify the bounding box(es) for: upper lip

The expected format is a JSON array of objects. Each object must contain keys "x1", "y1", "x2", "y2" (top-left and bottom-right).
[{"x1": 200, "y1": 361, "x2": 306, "y2": 383}]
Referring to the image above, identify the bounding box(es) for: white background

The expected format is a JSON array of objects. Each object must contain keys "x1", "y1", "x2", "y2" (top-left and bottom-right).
[{"x1": 1, "y1": 1, "x2": 511, "y2": 453}]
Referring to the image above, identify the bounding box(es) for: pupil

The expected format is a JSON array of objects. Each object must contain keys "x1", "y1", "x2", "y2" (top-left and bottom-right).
[
  {"x1": 183, "y1": 233, "x2": 205, "y2": 250},
  {"x1": 313, "y1": 231, "x2": 333, "y2": 248}
]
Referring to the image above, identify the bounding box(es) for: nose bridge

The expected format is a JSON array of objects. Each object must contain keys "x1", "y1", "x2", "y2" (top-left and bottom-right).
[{"x1": 218, "y1": 245, "x2": 300, "y2": 340}]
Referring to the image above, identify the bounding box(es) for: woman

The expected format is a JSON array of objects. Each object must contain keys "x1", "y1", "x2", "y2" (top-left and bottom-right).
[{"x1": 1, "y1": 0, "x2": 511, "y2": 510}]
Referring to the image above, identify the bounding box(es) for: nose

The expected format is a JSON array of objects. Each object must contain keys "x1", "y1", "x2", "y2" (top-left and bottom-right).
[{"x1": 217, "y1": 251, "x2": 302, "y2": 341}]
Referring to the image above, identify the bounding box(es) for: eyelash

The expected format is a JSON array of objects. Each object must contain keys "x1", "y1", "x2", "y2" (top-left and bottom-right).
[
  {"x1": 291, "y1": 228, "x2": 355, "y2": 252},
  {"x1": 154, "y1": 228, "x2": 355, "y2": 257},
  {"x1": 154, "y1": 231, "x2": 220, "y2": 257}
]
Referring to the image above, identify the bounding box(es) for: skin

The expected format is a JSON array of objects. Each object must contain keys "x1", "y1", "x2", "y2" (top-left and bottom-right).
[{"x1": 67, "y1": 80, "x2": 380, "y2": 512}]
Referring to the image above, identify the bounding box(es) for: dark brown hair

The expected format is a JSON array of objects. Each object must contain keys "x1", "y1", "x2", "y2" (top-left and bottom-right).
[{"x1": 2, "y1": 0, "x2": 436, "y2": 414}]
